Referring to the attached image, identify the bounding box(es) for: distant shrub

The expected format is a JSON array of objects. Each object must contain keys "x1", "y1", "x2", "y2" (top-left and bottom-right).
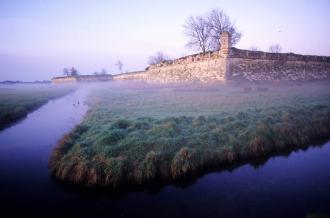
[
  {"x1": 112, "y1": 119, "x2": 132, "y2": 129},
  {"x1": 75, "y1": 125, "x2": 89, "y2": 134},
  {"x1": 101, "y1": 129, "x2": 127, "y2": 145},
  {"x1": 133, "y1": 121, "x2": 152, "y2": 130}
]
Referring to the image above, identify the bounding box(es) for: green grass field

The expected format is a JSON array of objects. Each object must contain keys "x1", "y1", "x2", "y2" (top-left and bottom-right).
[
  {"x1": 49, "y1": 81, "x2": 330, "y2": 188},
  {"x1": 0, "y1": 84, "x2": 74, "y2": 130}
]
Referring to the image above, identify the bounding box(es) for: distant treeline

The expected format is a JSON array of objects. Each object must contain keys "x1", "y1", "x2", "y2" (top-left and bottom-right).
[{"x1": 0, "y1": 80, "x2": 51, "y2": 84}]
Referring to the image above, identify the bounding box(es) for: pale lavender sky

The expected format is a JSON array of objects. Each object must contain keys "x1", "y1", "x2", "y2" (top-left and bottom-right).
[{"x1": 1, "y1": 0, "x2": 330, "y2": 81}]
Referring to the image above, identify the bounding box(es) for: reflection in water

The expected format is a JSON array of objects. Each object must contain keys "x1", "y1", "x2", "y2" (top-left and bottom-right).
[{"x1": 0, "y1": 87, "x2": 329, "y2": 218}]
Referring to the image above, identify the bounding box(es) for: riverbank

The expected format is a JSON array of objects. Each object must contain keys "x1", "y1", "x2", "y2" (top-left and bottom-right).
[
  {"x1": 49, "y1": 81, "x2": 330, "y2": 189},
  {"x1": 0, "y1": 84, "x2": 74, "y2": 130}
]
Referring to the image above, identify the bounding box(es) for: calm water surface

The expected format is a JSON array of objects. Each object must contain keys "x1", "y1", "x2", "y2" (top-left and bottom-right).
[{"x1": 0, "y1": 88, "x2": 329, "y2": 218}]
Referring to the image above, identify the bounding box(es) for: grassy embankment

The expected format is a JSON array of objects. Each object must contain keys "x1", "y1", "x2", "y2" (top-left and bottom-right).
[
  {"x1": 49, "y1": 82, "x2": 330, "y2": 189},
  {"x1": 0, "y1": 84, "x2": 74, "y2": 130}
]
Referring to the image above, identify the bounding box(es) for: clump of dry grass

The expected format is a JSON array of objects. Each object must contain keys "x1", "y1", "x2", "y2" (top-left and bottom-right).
[
  {"x1": 135, "y1": 151, "x2": 158, "y2": 183},
  {"x1": 49, "y1": 133, "x2": 74, "y2": 171},
  {"x1": 221, "y1": 146, "x2": 236, "y2": 163},
  {"x1": 171, "y1": 147, "x2": 199, "y2": 178}
]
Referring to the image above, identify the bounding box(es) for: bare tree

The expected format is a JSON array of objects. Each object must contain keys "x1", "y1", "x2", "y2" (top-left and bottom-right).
[
  {"x1": 115, "y1": 60, "x2": 123, "y2": 73},
  {"x1": 101, "y1": 68, "x2": 107, "y2": 75},
  {"x1": 269, "y1": 44, "x2": 282, "y2": 53},
  {"x1": 183, "y1": 15, "x2": 210, "y2": 54},
  {"x1": 148, "y1": 52, "x2": 170, "y2": 65},
  {"x1": 63, "y1": 67, "x2": 78, "y2": 76},
  {"x1": 183, "y1": 9, "x2": 241, "y2": 53},
  {"x1": 249, "y1": 46, "x2": 260, "y2": 51},
  {"x1": 63, "y1": 68, "x2": 70, "y2": 76},
  {"x1": 70, "y1": 67, "x2": 79, "y2": 77},
  {"x1": 207, "y1": 9, "x2": 241, "y2": 50}
]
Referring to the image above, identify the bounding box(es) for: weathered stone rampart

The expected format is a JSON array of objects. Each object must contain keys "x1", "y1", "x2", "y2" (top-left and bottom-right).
[
  {"x1": 52, "y1": 32, "x2": 330, "y2": 84},
  {"x1": 113, "y1": 32, "x2": 330, "y2": 83},
  {"x1": 113, "y1": 71, "x2": 147, "y2": 81},
  {"x1": 51, "y1": 76, "x2": 78, "y2": 83},
  {"x1": 51, "y1": 75, "x2": 113, "y2": 83},
  {"x1": 111, "y1": 52, "x2": 228, "y2": 83},
  {"x1": 228, "y1": 48, "x2": 330, "y2": 81},
  {"x1": 145, "y1": 54, "x2": 227, "y2": 83}
]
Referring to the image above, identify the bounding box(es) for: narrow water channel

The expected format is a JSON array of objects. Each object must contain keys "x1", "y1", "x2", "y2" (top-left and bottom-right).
[{"x1": 0, "y1": 87, "x2": 329, "y2": 218}]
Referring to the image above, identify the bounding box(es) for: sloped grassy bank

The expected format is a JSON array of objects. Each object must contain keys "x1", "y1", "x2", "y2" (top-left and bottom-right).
[
  {"x1": 0, "y1": 84, "x2": 74, "y2": 130},
  {"x1": 49, "y1": 82, "x2": 330, "y2": 189}
]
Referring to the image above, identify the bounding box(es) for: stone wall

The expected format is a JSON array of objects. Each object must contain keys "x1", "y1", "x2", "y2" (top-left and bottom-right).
[
  {"x1": 146, "y1": 54, "x2": 227, "y2": 83},
  {"x1": 52, "y1": 32, "x2": 330, "y2": 84},
  {"x1": 51, "y1": 76, "x2": 77, "y2": 83},
  {"x1": 113, "y1": 31, "x2": 330, "y2": 83},
  {"x1": 112, "y1": 51, "x2": 228, "y2": 83},
  {"x1": 113, "y1": 48, "x2": 330, "y2": 83},
  {"x1": 51, "y1": 75, "x2": 113, "y2": 83},
  {"x1": 228, "y1": 48, "x2": 330, "y2": 81},
  {"x1": 77, "y1": 75, "x2": 113, "y2": 82},
  {"x1": 113, "y1": 71, "x2": 147, "y2": 81},
  {"x1": 138, "y1": 50, "x2": 330, "y2": 83}
]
